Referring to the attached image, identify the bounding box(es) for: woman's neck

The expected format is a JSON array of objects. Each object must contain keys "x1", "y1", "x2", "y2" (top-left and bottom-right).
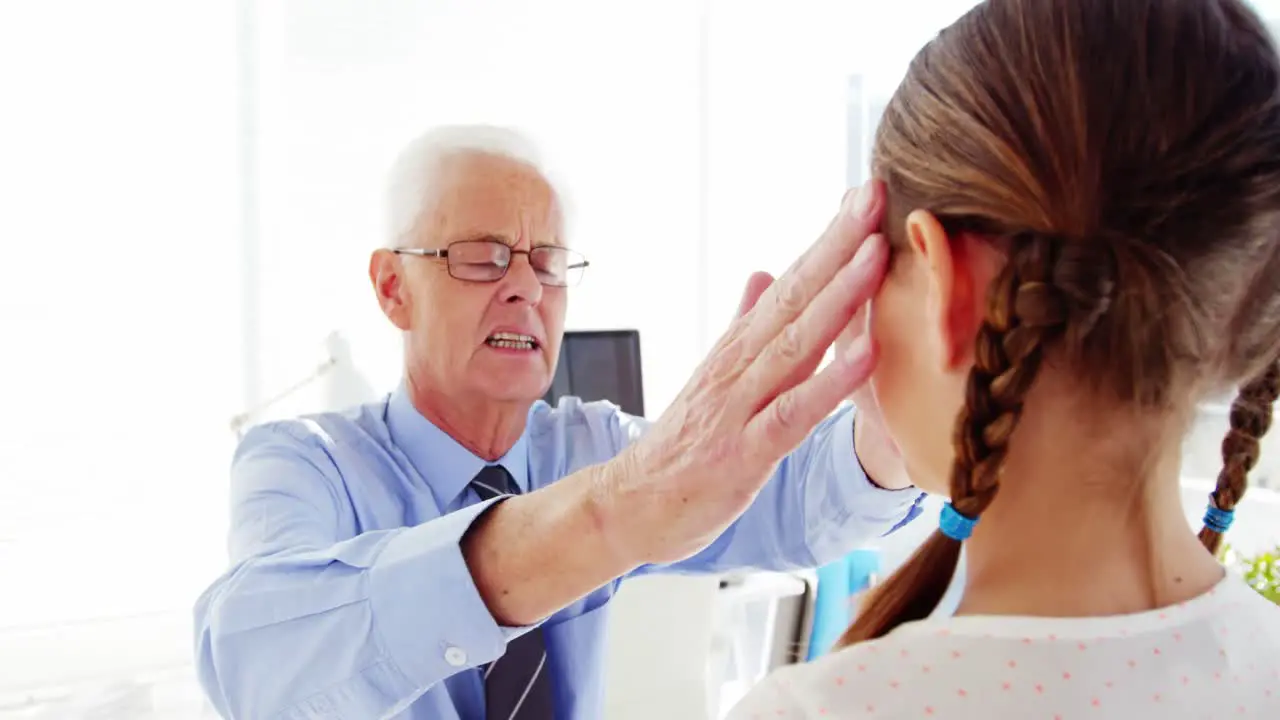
[{"x1": 953, "y1": 392, "x2": 1225, "y2": 618}]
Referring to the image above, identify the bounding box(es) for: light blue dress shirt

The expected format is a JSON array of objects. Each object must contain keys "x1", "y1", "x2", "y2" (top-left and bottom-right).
[{"x1": 193, "y1": 387, "x2": 924, "y2": 720}]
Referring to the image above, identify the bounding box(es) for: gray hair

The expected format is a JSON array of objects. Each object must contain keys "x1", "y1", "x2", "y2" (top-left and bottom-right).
[{"x1": 382, "y1": 124, "x2": 559, "y2": 248}]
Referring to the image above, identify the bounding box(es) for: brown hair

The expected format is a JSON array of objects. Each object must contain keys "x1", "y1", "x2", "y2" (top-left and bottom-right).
[{"x1": 840, "y1": 0, "x2": 1280, "y2": 645}]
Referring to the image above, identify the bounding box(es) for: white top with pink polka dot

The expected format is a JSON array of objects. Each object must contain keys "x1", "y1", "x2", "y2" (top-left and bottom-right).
[{"x1": 729, "y1": 575, "x2": 1280, "y2": 719}]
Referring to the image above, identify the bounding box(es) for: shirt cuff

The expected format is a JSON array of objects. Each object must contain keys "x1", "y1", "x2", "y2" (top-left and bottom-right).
[
  {"x1": 829, "y1": 409, "x2": 924, "y2": 536},
  {"x1": 368, "y1": 497, "x2": 537, "y2": 685}
]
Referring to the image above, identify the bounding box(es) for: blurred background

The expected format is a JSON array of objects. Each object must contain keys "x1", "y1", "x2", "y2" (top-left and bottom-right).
[{"x1": 3, "y1": 1, "x2": 1280, "y2": 718}]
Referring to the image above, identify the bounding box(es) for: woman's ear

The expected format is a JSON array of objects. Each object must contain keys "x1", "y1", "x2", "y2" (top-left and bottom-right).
[{"x1": 904, "y1": 210, "x2": 984, "y2": 370}]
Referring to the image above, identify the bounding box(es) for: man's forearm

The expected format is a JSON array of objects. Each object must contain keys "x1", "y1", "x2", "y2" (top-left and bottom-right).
[{"x1": 460, "y1": 463, "x2": 639, "y2": 627}]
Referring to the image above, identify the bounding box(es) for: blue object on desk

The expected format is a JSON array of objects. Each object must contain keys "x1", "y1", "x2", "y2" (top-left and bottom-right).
[{"x1": 807, "y1": 548, "x2": 881, "y2": 659}]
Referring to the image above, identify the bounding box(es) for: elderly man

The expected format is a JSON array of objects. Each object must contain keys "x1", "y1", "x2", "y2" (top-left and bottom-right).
[{"x1": 193, "y1": 125, "x2": 922, "y2": 720}]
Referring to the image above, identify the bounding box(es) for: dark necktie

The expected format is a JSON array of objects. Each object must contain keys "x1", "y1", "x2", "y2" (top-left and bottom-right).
[{"x1": 471, "y1": 465, "x2": 556, "y2": 720}]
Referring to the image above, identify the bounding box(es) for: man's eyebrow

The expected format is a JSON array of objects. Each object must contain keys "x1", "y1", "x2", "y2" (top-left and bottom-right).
[
  {"x1": 456, "y1": 233, "x2": 514, "y2": 245},
  {"x1": 455, "y1": 232, "x2": 566, "y2": 249}
]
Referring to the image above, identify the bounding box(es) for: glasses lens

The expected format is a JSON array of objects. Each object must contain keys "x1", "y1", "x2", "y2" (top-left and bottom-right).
[
  {"x1": 530, "y1": 246, "x2": 587, "y2": 287},
  {"x1": 447, "y1": 240, "x2": 510, "y2": 282}
]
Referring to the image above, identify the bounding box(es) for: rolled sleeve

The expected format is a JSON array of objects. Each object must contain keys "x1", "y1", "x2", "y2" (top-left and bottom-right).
[
  {"x1": 370, "y1": 497, "x2": 531, "y2": 683},
  {"x1": 195, "y1": 425, "x2": 539, "y2": 720}
]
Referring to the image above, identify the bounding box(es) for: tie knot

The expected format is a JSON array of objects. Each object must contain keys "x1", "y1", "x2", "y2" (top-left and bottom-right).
[{"x1": 472, "y1": 465, "x2": 517, "y2": 500}]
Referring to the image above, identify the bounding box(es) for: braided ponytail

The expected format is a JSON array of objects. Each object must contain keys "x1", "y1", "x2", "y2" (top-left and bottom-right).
[
  {"x1": 1198, "y1": 359, "x2": 1280, "y2": 555},
  {"x1": 838, "y1": 236, "x2": 1075, "y2": 645}
]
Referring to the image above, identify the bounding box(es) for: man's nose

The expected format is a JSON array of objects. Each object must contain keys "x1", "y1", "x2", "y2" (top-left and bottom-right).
[{"x1": 499, "y1": 253, "x2": 544, "y2": 305}]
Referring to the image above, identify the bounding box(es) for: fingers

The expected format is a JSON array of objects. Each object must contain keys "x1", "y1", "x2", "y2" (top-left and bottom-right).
[
  {"x1": 738, "y1": 232, "x2": 890, "y2": 407},
  {"x1": 734, "y1": 181, "x2": 886, "y2": 361},
  {"x1": 845, "y1": 300, "x2": 880, "y2": 411},
  {"x1": 735, "y1": 271, "x2": 776, "y2": 319},
  {"x1": 743, "y1": 332, "x2": 879, "y2": 460},
  {"x1": 835, "y1": 303, "x2": 873, "y2": 401},
  {"x1": 839, "y1": 297, "x2": 872, "y2": 351}
]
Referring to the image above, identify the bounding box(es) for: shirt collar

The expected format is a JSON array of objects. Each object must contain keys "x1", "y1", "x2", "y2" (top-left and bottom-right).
[{"x1": 386, "y1": 383, "x2": 531, "y2": 505}]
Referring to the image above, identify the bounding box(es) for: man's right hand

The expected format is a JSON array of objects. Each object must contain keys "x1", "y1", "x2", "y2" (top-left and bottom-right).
[
  {"x1": 464, "y1": 182, "x2": 890, "y2": 626},
  {"x1": 598, "y1": 181, "x2": 891, "y2": 567}
]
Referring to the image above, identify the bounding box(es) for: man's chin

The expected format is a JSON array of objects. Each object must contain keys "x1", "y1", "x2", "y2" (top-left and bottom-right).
[{"x1": 478, "y1": 379, "x2": 551, "y2": 406}]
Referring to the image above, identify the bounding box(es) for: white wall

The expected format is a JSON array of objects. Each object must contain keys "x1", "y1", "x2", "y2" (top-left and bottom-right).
[
  {"x1": 702, "y1": 0, "x2": 979, "y2": 333},
  {"x1": 0, "y1": 1, "x2": 240, "y2": 711}
]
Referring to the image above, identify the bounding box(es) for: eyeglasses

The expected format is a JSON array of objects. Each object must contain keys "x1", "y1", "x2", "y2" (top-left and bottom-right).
[{"x1": 393, "y1": 239, "x2": 589, "y2": 287}]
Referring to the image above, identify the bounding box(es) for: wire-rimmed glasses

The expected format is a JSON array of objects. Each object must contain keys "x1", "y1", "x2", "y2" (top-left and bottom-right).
[{"x1": 393, "y1": 239, "x2": 589, "y2": 287}]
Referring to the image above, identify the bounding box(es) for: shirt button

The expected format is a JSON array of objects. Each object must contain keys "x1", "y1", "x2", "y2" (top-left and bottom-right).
[{"x1": 444, "y1": 646, "x2": 468, "y2": 667}]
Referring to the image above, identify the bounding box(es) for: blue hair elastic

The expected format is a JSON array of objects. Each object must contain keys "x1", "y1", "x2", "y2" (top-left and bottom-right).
[
  {"x1": 938, "y1": 502, "x2": 978, "y2": 541},
  {"x1": 1203, "y1": 498, "x2": 1235, "y2": 534}
]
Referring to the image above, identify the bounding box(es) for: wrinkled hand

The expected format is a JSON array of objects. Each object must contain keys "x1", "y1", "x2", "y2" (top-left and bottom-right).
[
  {"x1": 734, "y1": 270, "x2": 777, "y2": 319},
  {"x1": 741, "y1": 273, "x2": 913, "y2": 494},
  {"x1": 599, "y1": 182, "x2": 891, "y2": 567}
]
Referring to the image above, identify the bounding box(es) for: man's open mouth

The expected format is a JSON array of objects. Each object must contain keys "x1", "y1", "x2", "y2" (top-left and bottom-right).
[{"x1": 485, "y1": 332, "x2": 540, "y2": 351}]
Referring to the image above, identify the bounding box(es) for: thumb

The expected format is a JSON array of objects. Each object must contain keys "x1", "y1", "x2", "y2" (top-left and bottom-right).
[{"x1": 735, "y1": 271, "x2": 776, "y2": 319}]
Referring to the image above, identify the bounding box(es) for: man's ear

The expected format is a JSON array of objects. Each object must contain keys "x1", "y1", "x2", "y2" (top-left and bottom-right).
[
  {"x1": 369, "y1": 249, "x2": 413, "y2": 331},
  {"x1": 904, "y1": 210, "x2": 984, "y2": 370}
]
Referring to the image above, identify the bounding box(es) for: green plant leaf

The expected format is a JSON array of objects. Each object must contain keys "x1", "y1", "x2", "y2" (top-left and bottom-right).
[{"x1": 1227, "y1": 544, "x2": 1280, "y2": 604}]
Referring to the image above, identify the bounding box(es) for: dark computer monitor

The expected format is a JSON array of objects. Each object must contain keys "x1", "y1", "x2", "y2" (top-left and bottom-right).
[{"x1": 542, "y1": 330, "x2": 645, "y2": 417}]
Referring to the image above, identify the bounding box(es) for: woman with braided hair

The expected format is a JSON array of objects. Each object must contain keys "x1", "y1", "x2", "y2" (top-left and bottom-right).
[{"x1": 729, "y1": 0, "x2": 1280, "y2": 717}]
